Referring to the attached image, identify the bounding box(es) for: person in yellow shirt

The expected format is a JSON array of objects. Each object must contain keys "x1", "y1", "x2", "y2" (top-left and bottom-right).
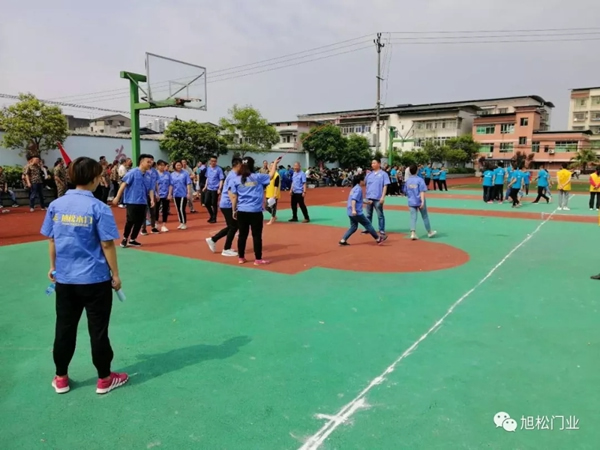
[
  {"x1": 556, "y1": 163, "x2": 572, "y2": 211},
  {"x1": 589, "y1": 166, "x2": 600, "y2": 210},
  {"x1": 265, "y1": 164, "x2": 281, "y2": 225}
]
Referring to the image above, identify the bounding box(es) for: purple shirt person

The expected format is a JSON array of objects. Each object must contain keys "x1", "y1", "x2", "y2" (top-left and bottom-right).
[
  {"x1": 340, "y1": 174, "x2": 386, "y2": 246},
  {"x1": 363, "y1": 159, "x2": 390, "y2": 234},
  {"x1": 403, "y1": 165, "x2": 436, "y2": 240}
]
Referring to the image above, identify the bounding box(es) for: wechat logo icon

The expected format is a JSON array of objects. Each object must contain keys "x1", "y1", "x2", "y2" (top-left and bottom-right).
[{"x1": 494, "y1": 412, "x2": 517, "y2": 432}]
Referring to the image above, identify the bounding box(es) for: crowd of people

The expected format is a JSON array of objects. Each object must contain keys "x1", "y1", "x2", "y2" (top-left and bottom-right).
[{"x1": 480, "y1": 162, "x2": 575, "y2": 210}]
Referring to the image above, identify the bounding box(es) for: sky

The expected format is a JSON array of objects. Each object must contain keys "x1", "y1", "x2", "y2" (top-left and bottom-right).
[{"x1": 1, "y1": 0, "x2": 600, "y2": 129}]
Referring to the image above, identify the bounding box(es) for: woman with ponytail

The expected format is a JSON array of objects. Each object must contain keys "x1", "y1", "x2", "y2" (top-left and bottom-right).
[{"x1": 229, "y1": 156, "x2": 281, "y2": 265}]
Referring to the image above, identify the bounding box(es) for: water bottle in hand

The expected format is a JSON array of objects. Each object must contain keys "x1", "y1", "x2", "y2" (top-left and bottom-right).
[
  {"x1": 115, "y1": 289, "x2": 126, "y2": 302},
  {"x1": 46, "y1": 271, "x2": 57, "y2": 296}
]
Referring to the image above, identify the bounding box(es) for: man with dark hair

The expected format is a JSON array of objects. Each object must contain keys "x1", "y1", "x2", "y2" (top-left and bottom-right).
[
  {"x1": 112, "y1": 154, "x2": 155, "y2": 247},
  {"x1": 289, "y1": 162, "x2": 310, "y2": 223},
  {"x1": 24, "y1": 154, "x2": 46, "y2": 212},
  {"x1": 363, "y1": 158, "x2": 389, "y2": 235},
  {"x1": 202, "y1": 156, "x2": 224, "y2": 223},
  {"x1": 206, "y1": 157, "x2": 242, "y2": 256}
]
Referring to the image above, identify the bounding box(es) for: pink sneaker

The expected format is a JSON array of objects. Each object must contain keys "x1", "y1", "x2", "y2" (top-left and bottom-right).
[
  {"x1": 51, "y1": 376, "x2": 70, "y2": 394},
  {"x1": 254, "y1": 259, "x2": 270, "y2": 265},
  {"x1": 238, "y1": 258, "x2": 247, "y2": 264},
  {"x1": 96, "y1": 372, "x2": 129, "y2": 394}
]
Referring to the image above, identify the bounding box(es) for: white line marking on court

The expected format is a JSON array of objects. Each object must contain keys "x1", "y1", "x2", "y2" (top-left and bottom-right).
[{"x1": 298, "y1": 207, "x2": 559, "y2": 450}]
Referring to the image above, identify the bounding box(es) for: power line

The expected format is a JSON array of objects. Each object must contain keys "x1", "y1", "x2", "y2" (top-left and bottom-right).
[
  {"x1": 388, "y1": 36, "x2": 600, "y2": 45},
  {"x1": 48, "y1": 35, "x2": 373, "y2": 102},
  {"x1": 384, "y1": 26, "x2": 600, "y2": 34},
  {"x1": 0, "y1": 93, "x2": 177, "y2": 120}
]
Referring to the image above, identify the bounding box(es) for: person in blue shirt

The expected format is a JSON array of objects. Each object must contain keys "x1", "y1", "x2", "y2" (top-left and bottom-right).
[
  {"x1": 438, "y1": 166, "x2": 448, "y2": 191},
  {"x1": 170, "y1": 161, "x2": 193, "y2": 230},
  {"x1": 206, "y1": 157, "x2": 242, "y2": 257},
  {"x1": 432, "y1": 167, "x2": 440, "y2": 191},
  {"x1": 404, "y1": 164, "x2": 437, "y2": 240},
  {"x1": 230, "y1": 156, "x2": 281, "y2": 265},
  {"x1": 481, "y1": 164, "x2": 495, "y2": 203},
  {"x1": 532, "y1": 166, "x2": 551, "y2": 204},
  {"x1": 423, "y1": 165, "x2": 432, "y2": 188},
  {"x1": 40, "y1": 157, "x2": 128, "y2": 396},
  {"x1": 493, "y1": 163, "x2": 505, "y2": 202},
  {"x1": 507, "y1": 164, "x2": 524, "y2": 207},
  {"x1": 112, "y1": 154, "x2": 155, "y2": 248},
  {"x1": 363, "y1": 158, "x2": 390, "y2": 235},
  {"x1": 339, "y1": 174, "x2": 387, "y2": 246},
  {"x1": 504, "y1": 164, "x2": 514, "y2": 201},
  {"x1": 522, "y1": 169, "x2": 531, "y2": 196},
  {"x1": 141, "y1": 162, "x2": 160, "y2": 235},
  {"x1": 154, "y1": 160, "x2": 173, "y2": 231},
  {"x1": 289, "y1": 162, "x2": 310, "y2": 222},
  {"x1": 389, "y1": 166, "x2": 398, "y2": 196},
  {"x1": 202, "y1": 156, "x2": 225, "y2": 224}
]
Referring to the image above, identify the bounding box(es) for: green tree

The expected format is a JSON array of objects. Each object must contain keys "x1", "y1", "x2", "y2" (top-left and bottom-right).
[
  {"x1": 412, "y1": 149, "x2": 430, "y2": 166},
  {"x1": 423, "y1": 141, "x2": 446, "y2": 163},
  {"x1": 340, "y1": 134, "x2": 372, "y2": 168},
  {"x1": 219, "y1": 105, "x2": 279, "y2": 157},
  {"x1": 160, "y1": 120, "x2": 227, "y2": 163},
  {"x1": 301, "y1": 124, "x2": 346, "y2": 164},
  {"x1": 445, "y1": 135, "x2": 480, "y2": 166},
  {"x1": 570, "y1": 148, "x2": 598, "y2": 171},
  {"x1": 398, "y1": 150, "x2": 417, "y2": 167},
  {"x1": 445, "y1": 148, "x2": 469, "y2": 166},
  {"x1": 0, "y1": 93, "x2": 68, "y2": 156}
]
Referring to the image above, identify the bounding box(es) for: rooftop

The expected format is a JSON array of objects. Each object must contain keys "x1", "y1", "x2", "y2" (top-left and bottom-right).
[{"x1": 571, "y1": 87, "x2": 600, "y2": 92}]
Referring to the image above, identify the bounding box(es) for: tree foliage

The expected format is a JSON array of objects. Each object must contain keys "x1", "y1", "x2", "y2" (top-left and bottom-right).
[
  {"x1": 445, "y1": 136, "x2": 480, "y2": 164},
  {"x1": 445, "y1": 148, "x2": 469, "y2": 165},
  {"x1": 0, "y1": 93, "x2": 68, "y2": 156},
  {"x1": 570, "y1": 148, "x2": 598, "y2": 171},
  {"x1": 340, "y1": 134, "x2": 372, "y2": 168},
  {"x1": 301, "y1": 124, "x2": 346, "y2": 164},
  {"x1": 511, "y1": 150, "x2": 535, "y2": 169},
  {"x1": 160, "y1": 120, "x2": 227, "y2": 163},
  {"x1": 219, "y1": 105, "x2": 279, "y2": 157},
  {"x1": 423, "y1": 141, "x2": 446, "y2": 163}
]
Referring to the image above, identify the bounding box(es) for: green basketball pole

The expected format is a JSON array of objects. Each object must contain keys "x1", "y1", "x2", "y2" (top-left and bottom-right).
[
  {"x1": 388, "y1": 126, "x2": 396, "y2": 166},
  {"x1": 120, "y1": 70, "x2": 181, "y2": 164}
]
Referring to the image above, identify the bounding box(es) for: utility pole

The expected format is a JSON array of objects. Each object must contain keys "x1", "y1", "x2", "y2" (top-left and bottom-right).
[{"x1": 374, "y1": 33, "x2": 385, "y2": 156}]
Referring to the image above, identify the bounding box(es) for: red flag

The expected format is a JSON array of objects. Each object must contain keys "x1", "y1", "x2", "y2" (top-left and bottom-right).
[{"x1": 56, "y1": 142, "x2": 72, "y2": 165}]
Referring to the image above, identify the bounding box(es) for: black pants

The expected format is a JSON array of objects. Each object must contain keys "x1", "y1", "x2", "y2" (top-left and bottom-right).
[
  {"x1": 509, "y1": 188, "x2": 520, "y2": 206},
  {"x1": 54, "y1": 281, "x2": 113, "y2": 379},
  {"x1": 212, "y1": 207, "x2": 238, "y2": 250},
  {"x1": 524, "y1": 184, "x2": 530, "y2": 195},
  {"x1": 438, "y1": 180, "x2": 447, "y2": 191},
  {"x1": 124, "y1": 204, "x2": 146, "y2": 240},
  {"x1": 237, "y1": 211, "x2": 263, "y2": 260},
  {"x1": 29, "y1": 183, "x2": 46, "y2": 208},
  {"x1": 590, "y1": 192, "x2": 600, "y2": 209},
  {"x1": 205, "y1": 190, "x2": 218, "y2": 221},
  {"x1": 534, "y1": 186, "x2": 550, "y2": 203},
  {"x1": 494, "y1": 185, "x2": 503, "y2": 201},
  {"x1": 483, "y1": 186, "x2": 493, "y2": 202},
  {"x1": 424, "y1": 178, "x2": 431, "y2": 188},
  {"x1": 94, "y1": 185, "x2": 108, "y2": 203},
  {"x1": 156, "y1": 198, "x2": 170, "y2": 223},
  {"x1": 432, "y1": 179, "x2": 439, "y2": 190},
  {"x1": 291, "y1": 193, "x2": 309, "y2": 220},
  {"x1": 174, "y1": 197, "x2": 188, "y2": 224}
]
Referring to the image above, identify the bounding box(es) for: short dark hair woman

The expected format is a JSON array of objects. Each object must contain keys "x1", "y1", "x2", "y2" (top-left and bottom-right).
[
  {"x1": 229, "y1": 156, "x2": 281, "y2": 265},
  {"x1": 41, "y1": 157, "x2": 128, "y2": 395}
]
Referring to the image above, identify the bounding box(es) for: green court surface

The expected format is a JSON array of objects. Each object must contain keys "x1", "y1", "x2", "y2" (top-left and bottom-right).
[{"x1": 1, "y1": 199, "x2": 599, "y2": 449}]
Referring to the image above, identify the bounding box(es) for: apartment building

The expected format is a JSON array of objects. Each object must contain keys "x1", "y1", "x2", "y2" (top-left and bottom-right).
[
  {"x1": 297, "y1": 95, "x2": 553, "y2": 153},
  {"x1": 568, "y1": 87, "x2": 600, "y2": 148},
  {"x1": 474, "y1": 105, "x2": 590, "y2": 170},
  {"x1": 76, "y1": 114, "x2": 131, "y2": 134},
  {"x1": 270, "y1": 121, "x2": 317, "y2": 152}
]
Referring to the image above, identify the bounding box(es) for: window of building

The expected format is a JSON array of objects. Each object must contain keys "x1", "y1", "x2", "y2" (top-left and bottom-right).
[
  {"x1": 580, "y1": 99, "x2": 587, "y2": 106},
  {"x1": 520, "y1": 117, "x2": 529, "y2": 126},
  {"x1": 498, "y1": 108, "x2": 508, "y2": 114},
  {"x1": 593, "y1": 96, "x2": 600, "y2": 106},
  {"x1": 592, "y1": 112, "x2": 600, "y2": 121},
  {"x1": 572, "y1": 126, "x2": 585, "y2": 131},
  {"x1": 555, "y1": 141, "x2": 578, "y2": 152},
  {"x1": 480, "y1": 143, "x2": 494, "y2": 153},
  {"x1": 354, "y1": 126, "x2": 362, "y2": 133},
  {"x1": 416, "y1": 123, "x2": 423, "y2": 129},
  {"x1": 501, "y1": 123, "x2": 515, "y2": 134},
  {"x1": 119, "y1": 121, "x2": 125, "y2": 126},
  {"x1": 476, "y1": 125, "x2": 495, "y2": 134},
  {"x1": 544, "y1": 145, "x2": 549, "y2": 153},
  {"x1": 532, "y1": 141, "x2": 540, "y2": 153},
  {"x1": 518, "y1": 137, "x2": 527, "y2": 145},
  {"x1": 426, "y1": 123, "x2": 433, "y2": 130},
  {"x1": 574, "y1": 112, "x2": 587, "y2": 121},
  {"x1": 364, "y1": 125, "x2": 371, "y2": 133},
  {"x1": 499, "y1": 143, "x2": 514, "y2": 152}
]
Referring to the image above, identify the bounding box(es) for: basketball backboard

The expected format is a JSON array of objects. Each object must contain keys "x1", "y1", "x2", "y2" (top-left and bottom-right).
[{"x1": 145, "y1": 53, "x2": 207, "y2": 110}]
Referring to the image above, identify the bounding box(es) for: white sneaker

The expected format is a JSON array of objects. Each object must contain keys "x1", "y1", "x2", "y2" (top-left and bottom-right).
[
  {"x1": 179, "y1": 224, "x2": 187, "y2": 230},
  {"x1": 160, "y1": 225, "x2": 169, "y2": 232},
  {"x1": 221, "y1": 249, "x2": 238, "y2": 257},
  {"x1": 410, "y1": 232, "x2": 418, "y2": 240},
  {"x1": 177, "y1": 224, "x2": 183, "y2": 229},
  {"x1": 563, "y1": 207, "x2": 570, "y2": 211},
  {"x1": 428, "y1": 231, "x2": 437, "y2": 238},
  {"x1": 558, "y1": 207, "x2": 563, "y2": 211},
  {"x1": 206, "y1": 237, "x2": 216, "y2": 253},
  {"x1": 118, "y1": 204, "x2": 125, "y2": 208}
]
